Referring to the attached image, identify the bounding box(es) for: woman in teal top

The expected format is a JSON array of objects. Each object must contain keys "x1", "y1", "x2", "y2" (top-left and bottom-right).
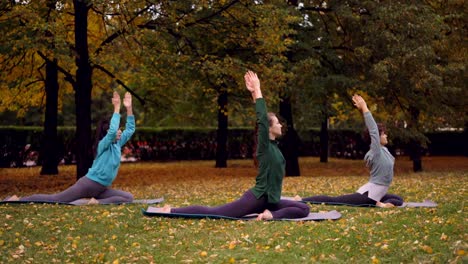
[
  {"x1": 159, "y1": 71, "x2": 310, "y2": 220},
  {"x1": 8, "y1": 92, "x2": 135, "y2": 204}
]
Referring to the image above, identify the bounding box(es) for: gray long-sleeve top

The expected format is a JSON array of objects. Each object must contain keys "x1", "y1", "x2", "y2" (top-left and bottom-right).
[{"x1": 363, "y1": 112, "x2": 395, "y2": 186}]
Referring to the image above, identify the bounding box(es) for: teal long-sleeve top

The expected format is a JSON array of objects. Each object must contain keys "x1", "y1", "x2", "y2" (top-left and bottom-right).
[
  {"x1": 86, "y1": 113, "x2": 135, "y2": 186},
  {"x1": 363, "y1": 112, "x2": 394, "y2": 186},
  {"x1": 250, "y1": 98, "x2": 285, "y2": 204}
]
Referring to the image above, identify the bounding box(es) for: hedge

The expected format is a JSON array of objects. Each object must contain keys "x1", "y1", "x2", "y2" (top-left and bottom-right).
[{"x1": 0, "y1": 126, "x2": 465, "y2": 168}]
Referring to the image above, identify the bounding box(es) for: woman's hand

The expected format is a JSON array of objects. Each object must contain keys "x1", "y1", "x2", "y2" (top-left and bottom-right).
[
  {"x1": 244, "y1": 71, "x2": 260, "y2": 92},
  {"x1": 244, "y1": 70, "x2": 262, "y2": 100},
  {"x1": 352, "y1": 94, "x2": 369, "y2": 113},
  {"x1": 123, "y1": 92, "x2": 132, "y2": 108},
  {"x1": 123, "y1": 92, "x2": 133, "y2": 116}
]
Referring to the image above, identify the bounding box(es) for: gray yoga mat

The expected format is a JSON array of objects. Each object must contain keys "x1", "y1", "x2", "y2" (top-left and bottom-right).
[
  {"x1": 400, "y1": 200, "x2": 438, "y2": 208},
  {"x1": 142, "y1": 206, "x2": 341, "y2": 221},
  {"x1": 281, "y1": 196, "x2": 437, "y2": 208},
  {"x1": 1, "y1": 197, "x2": 164, "y2": 206}
]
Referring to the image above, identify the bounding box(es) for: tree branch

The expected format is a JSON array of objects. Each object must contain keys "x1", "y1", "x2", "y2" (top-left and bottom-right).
[
  {"x1": 93, "y1": 4, "x2": 152, "y2": 56},
  {"x1": 389, "y1": 85, "x2": 411, "y2": 121},
  {"x1": 92, "y1": 64, "x2": 145, "y2": 105},
  {"x1": 36, "y1": 50, "x2": 76, "y2": 87},
  {"x1": 300, "y1": 7, "x2": 333, "y2": 13},
  {"x1": 139, "y1": 0, "x2": 241, "y2": 30},
  {"x1": 185, "y1": 0, "x2": 240, "y2": 27}
]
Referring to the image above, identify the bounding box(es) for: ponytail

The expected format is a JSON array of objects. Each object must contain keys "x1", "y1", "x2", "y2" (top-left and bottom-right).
[{"x1": 93, "y1": 118, "x2": 110, "y2": 157}]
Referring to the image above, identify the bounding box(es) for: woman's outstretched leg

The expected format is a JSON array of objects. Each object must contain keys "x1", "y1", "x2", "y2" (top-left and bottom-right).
[
  {"x1": 302, "y1": 193, "x2": 376, "y2": 206},
  {"x1": 171, "y1": 190, "x2": 267, "y2": 218},
  {"x1": 20, "y1": 177, "x2": 106, "y2": 203}
]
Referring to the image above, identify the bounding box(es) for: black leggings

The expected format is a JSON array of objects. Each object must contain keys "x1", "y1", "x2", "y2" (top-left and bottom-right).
[
  {"x1": 172, "y1": 189, "x2": 310, "y2": 219},
  {"x1": 302, "y1": 192, "x2": 404, "y2": 206}
]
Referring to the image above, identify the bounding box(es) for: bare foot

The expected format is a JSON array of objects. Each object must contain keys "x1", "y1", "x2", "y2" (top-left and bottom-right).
[
  {"x1": 69, "y1": 199, "x2": 89, "y2": 205},
  {"x1": 376, "y1": 202, "x2": 394, "y2": 208},
  {"x1": 162, "y1": 204, "x2": 171, "y2": 213},
  {"x1": 256, "y1": 209, "x2": 273, "y2": 221},
  {"x1": 293, "y1": 195, "x2": 302, "y2": 201},
  {"x1": 5, "y1": 195, "x2": 20, "y2": 201},
  {"x1": 87, "y1": 198, "x2": 99, "y2": 205}
]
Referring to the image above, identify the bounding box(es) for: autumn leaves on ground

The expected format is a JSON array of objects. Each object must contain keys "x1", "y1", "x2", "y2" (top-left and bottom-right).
[{"x1": 0, "y1": 156, "x2": 466, "y2": 263}]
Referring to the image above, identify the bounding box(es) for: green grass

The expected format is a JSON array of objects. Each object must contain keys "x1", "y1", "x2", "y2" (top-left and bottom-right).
[{"x1": 0, "y1": 157, "x2": 466, "y2": 263}]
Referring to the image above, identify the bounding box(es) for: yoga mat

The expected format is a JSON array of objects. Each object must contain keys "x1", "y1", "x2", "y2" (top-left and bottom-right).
[
  {"x1": 0, "y1": 200, "x2": 74, "y2": 206},
  {"x1": 400, "y1": 200, "x2": 438, "y2": 208},
  {"x1": 142, "y1": 207, "x2": 341, "y2": 221},
  {"x1": 0, "y1": 197, "x2": 164, "y2": 206},
  {"x1": 281, "y1": 196, "x2": 437, "y2": 208}
]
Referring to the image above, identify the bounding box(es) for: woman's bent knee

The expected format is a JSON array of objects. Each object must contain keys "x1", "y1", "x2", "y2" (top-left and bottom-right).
[{"x1": 125, "y1": 192, "x2": 134, "y2": 202}]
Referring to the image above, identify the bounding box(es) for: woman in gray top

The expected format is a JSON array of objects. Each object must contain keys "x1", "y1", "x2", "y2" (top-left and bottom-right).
[{"x1": 297, "y1": 95, "x2": 403, "y2": 208}]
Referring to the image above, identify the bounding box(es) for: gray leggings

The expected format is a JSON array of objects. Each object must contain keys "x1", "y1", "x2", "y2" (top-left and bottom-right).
[
  {"x1": 20, "y1": 176, "x2": 133, "y2": 204},
  {"x1": 172, "y1": 189, "x2": 310, "y2": 219}
]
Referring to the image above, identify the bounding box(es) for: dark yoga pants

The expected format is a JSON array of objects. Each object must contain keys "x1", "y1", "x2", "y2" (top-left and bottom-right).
[
  {"x1": 172, "y1": 189, "x2": 310, "y2": 219},
  {"x1": 302, "y1": 192, "x2": 404, "y2": 206},
  {"x1": 20, "y1": 176, "x2": 133, "y2": 204}
]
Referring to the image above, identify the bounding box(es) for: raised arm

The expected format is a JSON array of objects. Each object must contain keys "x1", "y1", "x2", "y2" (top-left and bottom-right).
[
  {"x1": 112, "y1": 91, "x2": 121, "y2": 114},
  {"x1": 120, "y1": 92, "x2": 135, "y2": 145},
  {"x1": 97, "y1": 92, "x2": 121, "y2": 154},
  {"x1": 352, "y1": 94, "x2": 380, "y2": 155},
  {"x1": 108, "y1": 91, "x2": 121, "y2": 137},
  {"x1": 245, "y1": 71, "x2": 269, "y2": 156}
]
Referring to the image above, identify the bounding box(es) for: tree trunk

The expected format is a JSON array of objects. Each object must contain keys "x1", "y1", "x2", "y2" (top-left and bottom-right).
[
  {"x1": 465, "y1": 119, "x2": 468, "y2": 157},
  {"x1": 40, "y1": 58, "x2": 60, "y2": 175},
  {"x1": 408, "y1": 106, "x2": 423, "y2": 172},
  {"x1": 215, "y1": 89, "x2": 228, "y2": 168},
  {"x1": 279, "y1": 96, "x2": 300, "y2": 176},
  {"x1": 408, "y1": 139, "x2": 423, "y2": 172},
  {"x1": 74, "y1": 1, "x2": 93, "y2": 178},
  {"x1": 319, "y1": 115, "x2": 329, "y2": 163}
]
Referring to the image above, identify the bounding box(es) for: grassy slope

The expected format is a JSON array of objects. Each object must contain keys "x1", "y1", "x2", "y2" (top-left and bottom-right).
[{"x1": 0, "y1": 156, "x2": 466, "y2": 263}]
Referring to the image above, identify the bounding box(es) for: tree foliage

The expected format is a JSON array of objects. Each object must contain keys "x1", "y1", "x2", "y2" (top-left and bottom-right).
[
  {"x1": 0, "y1": 0, "x2": 465, "y2": 173},
  {"x1": 342, "y1": 0, "x2": 465, "y2": 171},
  {"x1": 129, "y1": 0, "x2": 299, "y2": 127}
]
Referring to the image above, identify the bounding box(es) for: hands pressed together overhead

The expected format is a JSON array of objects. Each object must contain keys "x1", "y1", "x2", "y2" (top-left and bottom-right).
[{"x1": 244, "y1": 70, "x2": 262, "y2": 101}]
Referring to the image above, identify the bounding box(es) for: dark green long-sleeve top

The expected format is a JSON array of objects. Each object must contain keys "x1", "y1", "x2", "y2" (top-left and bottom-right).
[{"x1": 250, "y1": 98, "x2": 285, "y2": 204}]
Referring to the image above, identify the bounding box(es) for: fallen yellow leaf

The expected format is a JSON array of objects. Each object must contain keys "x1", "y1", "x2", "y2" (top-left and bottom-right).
[{"x1": 228, "y1": 241, "x2": 236, "y2": 250}]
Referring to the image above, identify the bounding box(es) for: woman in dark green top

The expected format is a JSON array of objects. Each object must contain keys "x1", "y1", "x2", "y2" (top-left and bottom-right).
[{"x1": 159, "y1": 71, "x2": 309, "y2": 220}]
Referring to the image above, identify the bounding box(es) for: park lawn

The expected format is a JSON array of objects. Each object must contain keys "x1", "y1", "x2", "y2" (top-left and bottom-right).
[{"x1": 0, "y1": 156, "x2": 466, "y2": 263}]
